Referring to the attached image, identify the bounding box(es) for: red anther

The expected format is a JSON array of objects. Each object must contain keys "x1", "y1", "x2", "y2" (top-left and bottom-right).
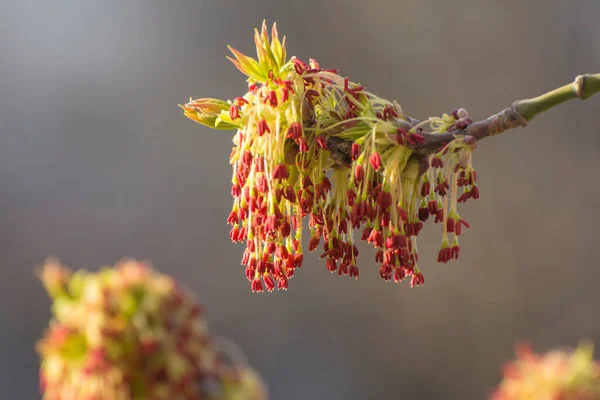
[
  {"x1": 339, "y1": 218, "x2": 348, "y2": 234},
  {"x1": 234, "y1": 97, "x2": 249, "y2": 106},
  {"x1": 226, "y1": 209, "x2": 238, "y2": 225},
  {"x1": 405, "y1": 222, "x2": 413, "y2": 237},
  {"x1": 346, "y1": 189, "x2": 356, "y2": 206},
  {"x1": 361, "y1": 226, "x2": 372, "y2": 241},
  {"x1": 451, "y1": 245, "x2": 460, "y2": 260},
  {"x1": 410, "y1": 133, "x2": 425, "y2": 144},
  {"x1": 282, "y1": 186, "x2": 296, "y2": 203},
  {"x1": 382, "y1": 105, "x2": 399, "y2": 120},
  {"x1": 394, "y1": 267, "x2": 406, "y2": 283},
  {"x1": 265, "y1": 90, "x2": 278, "y2": 107},
  {"x1": 338, "y1": 262, "x2": 349, "y2": 276},
  {"x1": 293, "y1": 254, "x2": 304, "y2": 269},
  {"x1": 245, "y1": 260, "x2": 256, "y2": 281},
  {"x1": 241, "y1": 251, "x2": 251, "y2": 267},
  {"x1": 286, "y1": 122, "x2": 303, "y2": 139},
  {"x1": 410, "y1": 272, "x2": 425, "y2": 287},
  {"x1": 447, "y1": 218, "x2": 455, "y2": 233},
  {"x1": 257, "y1": 119, "x2": 270, "y2": 136},
  {"x1": 282, "y1": 88, "x2": 289, "y2": 103},
  {"x1": 384, "y1": 250, "x2": 396, "y2": 265},
  {"x1": 354, "y1": 164, "x2": 365, "y2": 182},
  {"x1": 264, "y1": 215, "x2": 278, "y2": 235},
  {"x1": 256, "y1": 174, "x2": 268, "y2": 193},
  {"x1": 281, "y1": 79, "x2": 294, "y2": 91},
  {"x1": 303, "y1": 75, "x2": 315, "y2": 85},
  {"x1": 471, "y1": 185, "x2": 480, "y2": 199},
  {"x1": 375, "y1": 249, "x2": 384, "y2": 263},
  {"x1": 385, "y1": 236, "x2": 396, "y2": 249},
  {"x1": 428, "y1": 200, "x2": 438, "y2": 215},
  {"x1": 293, "y1": 58, "x2": 308, "y2": 74},
  {"x1": 316, "y1": 135, "x2": 328, "y2": 149},
  {"x1": 349, "y1": 264, "x2": 359, "y2": 278},
  {"x1": 414, "y1": 221, "x2": 423, "y2": 236},
  {"x1": 229, "y1": 104, "x2": 240, "y2": 120},
  {"x1": 351, "y1": 143, "x2": 361, "y2": 161},
  {"x1": 326, "y1": 258, "x2": 338, "y2": 273},
  {"x1": 256, "y1": 259, "x2": 266, "y2": 274},
  {"x1": 229, "y1": 224, "x2": 240, "y2": 242},
  {"x1": 368, "y1": 229, "x2": 384, "y2": 248},
  {"x1": 231, "y1": 183, "x2": 241, "y2": 197},
  {"x1": 346, "y1": 85, "x2": 365, "y2": 94},
  {"x1": 397, "y1": 235, "x2": 407, "y2": 248},
  {"x1": 272, "y1": 164, "x2": 289, "y2": 180},
  {"x1": 308, "y1": 236, "x2": 320, "y2": 252},
  {"x1": 301, "y1": 176, "x2": 313, "y2": 188},
  {"x1": 398, "y1": 207, "x2": 408, "y2": 222},
  {"x1": 420, "y1": 181, "x2": 430, "y2": 197},
  {"x1": 298, "y1": 137, "x2": 308, "y2": 152},
  {"x1": 277, "y1": 277, "x2": 288, "y2": 290},
  {"x1": 248, "y1": 82, "x2": 258, "y2": 94},
  {"x1": 435, "y1": 209, "x2": 444, "y2": 224},
  {"x1": 379, "y1": 263, "x2": 392, "y2": 281},
  {"x1": 431, "y1": 156, "x2": 444, "y2": 168},
  {"x1": 437, "y1": 247, "x2": 451, "y2": 264},
  {"x1": 263, "y1": 274, "x2": 275, "y2": 292},
  {"x1": 418, "y1": 206, "x2": 429, "y2": 222},
  {"x1": 366, "y1": 203, "x2": 375, "y2": 219},
  {"x1": 369, "y1": 152, "x2": 382, "y2": 171},
  {"x1": 435, "y1": 178, "x2": 449, "y2": 196},
  {"x1": 275, "y1": 246, "x2": 288, "y2": 260},
  {"x1": 344, "y1": 108, "x2": 356, "y2": 121},
  {"x1": 305, "y1": 89, "x2": 320, "y2": 100},
  {"x1": 251, "y1": 277, "x2": 264, "y2": 293},
  {"x1": 280, "y1": 221, "x2": 291, "y2": 238},
  {"x1": 241, "y1": 150, "x2": 253, "y2": 165}
]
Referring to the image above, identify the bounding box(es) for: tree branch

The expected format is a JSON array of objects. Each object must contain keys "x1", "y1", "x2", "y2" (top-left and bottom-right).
[{"x1": 330, "y1": 73, "x2": 600, "y2": 159}]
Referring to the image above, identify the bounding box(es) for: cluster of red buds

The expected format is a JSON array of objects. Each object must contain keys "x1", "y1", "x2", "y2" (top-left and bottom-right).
[
  {"x1": 491, "y1": 342, "x2": 600, "y2": 400},
  {"x1": 37, "y1": 259, "x2": 266, "y2": 400},
  {"x1": 181, "y1": 21, "x2": 480, "y2": 292}
]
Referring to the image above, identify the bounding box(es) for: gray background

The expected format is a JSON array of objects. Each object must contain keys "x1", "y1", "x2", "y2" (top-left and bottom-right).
[{"x1": 2, "y1": 1, "x2": 599, "y2": 399}]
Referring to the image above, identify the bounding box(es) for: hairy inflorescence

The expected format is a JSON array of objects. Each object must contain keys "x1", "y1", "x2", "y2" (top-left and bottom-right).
[
  {"x1": 181, "y1": 21, "x2": 480, "y2": 292},
  {"x1": 37, "y1": 259, "x2": 267, "y2": 400}
]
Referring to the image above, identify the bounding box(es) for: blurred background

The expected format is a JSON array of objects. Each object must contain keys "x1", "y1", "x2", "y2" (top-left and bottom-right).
[{"x1": 2, "y1": 0, "x2": 600, "y2": 398}]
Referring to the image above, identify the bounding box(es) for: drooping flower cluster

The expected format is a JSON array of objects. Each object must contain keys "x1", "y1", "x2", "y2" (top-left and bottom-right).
[
  {"x1": 37, "y1": 259, "x2": 267, "y2": 400},
  {"x1": 181, "y1": 21, "x2": 480, "y2": 292},
  {"x1": 491, "y1": 342, "x2": 600, "y2": 400}
]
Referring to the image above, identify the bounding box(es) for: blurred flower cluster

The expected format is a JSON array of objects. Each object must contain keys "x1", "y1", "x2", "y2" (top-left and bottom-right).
[
  {"x1": 37, "y1": 258, "x2": 266, "y2": 400},
  {"x1": 182, "y1": 21, "x2": 479, "y2": 292},
  {"x1": 491, "y1": 342, "x2": 600, "y2": 400}
]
